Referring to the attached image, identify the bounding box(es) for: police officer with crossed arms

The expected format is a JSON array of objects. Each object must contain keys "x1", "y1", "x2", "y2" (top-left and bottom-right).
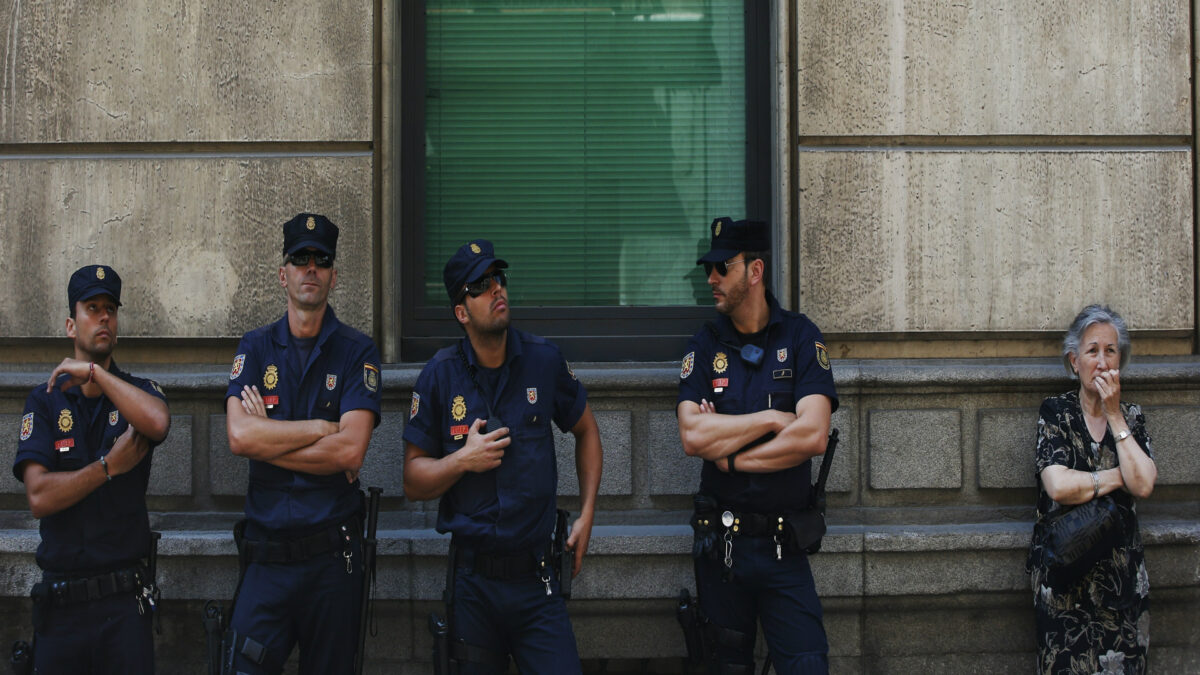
[{"x1": 677, "y1": 218, "x2": 838, "y2": 674}]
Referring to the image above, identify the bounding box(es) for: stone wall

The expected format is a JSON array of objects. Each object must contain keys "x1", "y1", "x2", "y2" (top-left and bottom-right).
[{"x1": 1, "y1": 360, "x2": 1197, "y2": 673}]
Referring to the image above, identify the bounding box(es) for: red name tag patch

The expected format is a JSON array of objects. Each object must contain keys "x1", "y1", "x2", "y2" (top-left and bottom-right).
[
  {"x1": 712, "y1": 378, "x2": 729, "y2": 389},
  {"x1": 450, "y1": 425, "x2": 469, "y2": 437},
  {"x1": 262, "y1": 395, "x2": 280, "y2": 406},
  {"x1": 55, "y1": 438, "x2": 75, "y2": 451}
]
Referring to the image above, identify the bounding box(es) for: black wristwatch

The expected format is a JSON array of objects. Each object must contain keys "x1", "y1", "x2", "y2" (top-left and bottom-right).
[{"x1": 727, "y1": 451, "x2": 739, "y2": 474}]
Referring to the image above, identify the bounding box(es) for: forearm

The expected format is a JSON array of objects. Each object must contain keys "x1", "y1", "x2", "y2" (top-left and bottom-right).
[
  {"x1": 1113, "y1": 436, "x2": 1157, "y2": 498},
  {"x1": 1041, "y1": 466, "x2": 1124, "y2": 505},
  {"x1": 402, "y1": 448, "x2": 467, "y2": 501},
  {"x1": 94, "y1": 368, "x2": 170, "y2": 441},
  {"x1": 23, "y1": 461, "x2": 108, "y2": 519},
  {"x1": 678, "y1": 403, "x2": 785, "y2": 461},
  {"x1": 227, "y1": 405, "x2": 331, "y2": 460},
  {"x1": 266, "y1": 431, "x2": 364, "y2": 475},
  {"x1": 572, "y1": 418, "x2": 603, "y2": 520},
  {"x1": 732, "y1": 412, "x2": 829, "y2": 473}
]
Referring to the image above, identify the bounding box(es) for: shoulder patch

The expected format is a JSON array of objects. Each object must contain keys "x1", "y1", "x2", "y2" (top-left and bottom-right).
[
  {"x1": 566, "y1": 361, "x2": 577, "y2": 381},
  {"x1": 20, "y1": 413, "x2": 33, "y2": 441},
  {"x1": 230, "y1": 354, "x2": 246, "y2": 380},
  {"x1": 109, "y1": 410, "x2": 120, "y2": 426},
  {"x1": 815, "y1": 341, "x2": 830, "y2": 370},
  {"x1": 150, "y1": 380, "x2": 165, "y2": 397},
  {"x1": 527, "y1": 387, "x2": 538, "y2": 404},
  {"x1": 363, "y1": 363, "x2": 380, "y2": 393},
  {"x1": 410, "y1": 392, "x2": 420, "y2": 419},
  {"x1": 325, "y1": 374, "x2": 338, "y2": 391},
  {"x1": 680, "y1": 351, "x2": 695, "y2": 379}
]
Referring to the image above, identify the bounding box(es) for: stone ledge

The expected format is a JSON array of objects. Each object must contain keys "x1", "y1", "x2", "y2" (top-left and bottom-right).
[{"x1": 3, "y1": 356, "x2": 1200, "y2": 395}]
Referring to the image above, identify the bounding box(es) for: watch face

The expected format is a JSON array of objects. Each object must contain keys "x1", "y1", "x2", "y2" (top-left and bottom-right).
[{"x1": 721, "y1": 511, "x2": 735, "y2": 528}]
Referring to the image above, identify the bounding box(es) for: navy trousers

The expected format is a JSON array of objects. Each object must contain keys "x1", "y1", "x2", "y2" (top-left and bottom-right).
[
  {"x1": 695, "y1": 535, "x2": 829, "y2": 675},
  {"x1": 228, "y1": 544, "x2": 363, "y2": 675},
  {"x1": 451, "y1": 560, "x2": 581, "y2": 674},
  {"x1": 33, "y1": 592, "x2": 153, "y2": 674}
]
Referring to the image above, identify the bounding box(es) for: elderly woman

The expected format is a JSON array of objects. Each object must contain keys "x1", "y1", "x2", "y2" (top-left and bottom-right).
[{"x1": 1028, "y1": 305, "x2": 1158, "y2": 674}]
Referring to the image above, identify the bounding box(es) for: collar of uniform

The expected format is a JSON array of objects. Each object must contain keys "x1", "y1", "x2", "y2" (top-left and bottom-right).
[
  {"x1": 712, "y1": 290, "x2": 785, "y2": 342},
  {"x1": 269, "y1": 305, "x2": 341, "y2": 348},
  {"x1": 459, "y1": 325, "x2": 523, "y2": 369}
]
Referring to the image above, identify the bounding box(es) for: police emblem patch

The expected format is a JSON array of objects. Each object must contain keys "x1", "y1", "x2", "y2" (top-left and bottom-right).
[
  {"x1": 815, "y1": 341, "x2": 830, "y2": 370},
  {"x1": 680, "y1": 352, "x2": 695, "y2": 379},
  {"x1": 527, "y1": 388, "x2": 538, "y2": 404},
  {"x1": 109, "y1": 411, "x2": 119, "y2": 426},
  {"x1": 363, "y1": 364, "x2": 379, "y2": 392},
  {"x1": 777, "y1": 348, "x2": 788, "y2": 363},
  {"x1": 96, "y1": 267, "x2": 105, "y2": 280},
  {"x1": 150, "y1": 380, "x2": 165, "y2": 397},
  {"x1": 263, "y1": 365, "x2": 279, "y2": 390},
  {"x1": 410, "y1": 393, "x2": 420, "y2": 420},
  {"x1": 451, "y1": 395, "x2": 467, "y2": 422},
  {"x1": 306, "y1": 216, "x2": 316, "y2": 231},
  {"x1": 326, "y1": 374, "x2": 337, "y2": 390},
  {"x1": 230, "y1": 354, "x2": 245, "y2": 380},
  {"x1": 20, "y1": 413, "x2": 33, "y2": 441},
  {"x1": 713, "y1": 352, "x2": 729, "y2": 374},
  {"x1": 470, "y1": 243, "x2": 481, "y2": 254},
  {"x1": 714, "y1": 222, "x2": 722, "y2": 237},
  {"x1": 567, "y1": 362, "x2": 577, "y2": 381},
  {"x1": 57, "y1": 409, "x2": 73, "y2": 434}
]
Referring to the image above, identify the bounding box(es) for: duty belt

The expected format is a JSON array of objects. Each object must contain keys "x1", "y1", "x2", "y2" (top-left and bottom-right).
[
  {"x1": 241, "y1": 520, "x2": 356, "y2": 565},
  {"x1": 454, "y1": 546, "x2": 543, "y2": 582},
  {"x1": 692, "y1": 508, "x2": 788, "y2": 538},
  {"x1": 35, "y1": 566, "x2": 142, "y2": 607}
]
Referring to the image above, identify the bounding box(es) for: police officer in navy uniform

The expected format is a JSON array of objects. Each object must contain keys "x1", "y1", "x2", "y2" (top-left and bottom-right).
[
  {"x1": 677, "y1": 218, "x2": 838, "y2": 674},
  {"x1": 224, "y1": 213, "x2": 382, "y2": 674},
  {"x1": 403, "y1": 239, "x2": 603, "y2": 674},
  {"x1": 14, "y1": 265, "x2": 171, "y2": 673}
]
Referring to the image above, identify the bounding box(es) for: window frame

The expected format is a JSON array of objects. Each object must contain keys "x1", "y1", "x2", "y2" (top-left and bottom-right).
[{"x1": 397, "y1": 0, "x2": 772, "y2": 362}]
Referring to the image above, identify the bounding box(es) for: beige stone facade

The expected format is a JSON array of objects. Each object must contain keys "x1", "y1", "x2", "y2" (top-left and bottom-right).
[{"x1": 0, "y1": 1, "x2": 1197, "y2": 672}]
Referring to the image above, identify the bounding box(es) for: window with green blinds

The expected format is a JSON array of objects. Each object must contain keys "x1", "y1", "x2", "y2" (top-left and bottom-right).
[{"x1": 423, "y1": 0, "x2": 747, "y2": 307}]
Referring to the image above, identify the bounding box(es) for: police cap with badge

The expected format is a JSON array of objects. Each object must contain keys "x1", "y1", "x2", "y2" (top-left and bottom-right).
[
  {"x1": 443, "y1": 238, "x2": 509, "y2": 304},
  {"x1": 282, "y1": 213, "x2": 339, "y2": 258},
  {"x1": 67, "y1": 264, "x2": 122, "y2": 311}
]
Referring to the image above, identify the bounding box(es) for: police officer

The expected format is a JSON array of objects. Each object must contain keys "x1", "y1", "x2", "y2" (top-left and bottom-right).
[
  {"x1": 14, "y1": 265, "x2": 171, "y2": 673},
  {"x1": 677, "y1": 218, "x2": 838, "y2": 674},
  {"x1": 224, "y1": 213, "x2": 382, "y2": 674},
  {"x1": 403, "y1": 239, "x2": 603, "y2": 674}
]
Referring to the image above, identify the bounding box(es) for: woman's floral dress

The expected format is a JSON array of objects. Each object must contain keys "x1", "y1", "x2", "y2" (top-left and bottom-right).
[{"x1": 1028, "y1": 391, "x2": 1154, "y2": 675}]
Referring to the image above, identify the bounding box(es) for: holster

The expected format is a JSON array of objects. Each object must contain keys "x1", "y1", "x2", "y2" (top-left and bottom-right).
[
  {"x1": 428, "y1": 613, "x2": 451, "y2": 675},
  {"x1": 675, "y1": 588, "x2": 707, "y2": 664},
  {"x1": 9, "y1": 641, "x2": 32, "y2": 675}
]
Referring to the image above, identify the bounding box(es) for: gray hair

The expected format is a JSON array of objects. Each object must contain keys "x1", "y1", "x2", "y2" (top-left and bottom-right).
[{"x1": 1061, "y1": 304, "x2": 1131, "y2": 377}]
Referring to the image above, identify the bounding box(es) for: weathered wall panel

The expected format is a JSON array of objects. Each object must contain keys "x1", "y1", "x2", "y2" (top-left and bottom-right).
[
  {"x1": 0, "y1": 1, "x2": 372, "y2": 143},
  {"x1": 0, "y1": 156, "x2": 374, "y2": 338},
  {"x1": 797, "y1": 1, "x2": 1190, "y2": 135},
  {"x1": 798, "y1": 150, "x2": 1193, "y2": 334}
]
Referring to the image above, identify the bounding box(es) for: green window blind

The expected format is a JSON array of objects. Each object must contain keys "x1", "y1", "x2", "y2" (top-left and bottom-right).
[{"x1": 424, "y1": 0, "x2": 747, "y2": 307}]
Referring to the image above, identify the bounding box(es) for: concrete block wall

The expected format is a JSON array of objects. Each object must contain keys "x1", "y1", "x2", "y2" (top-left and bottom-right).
[{"x1": 1, "y1": 359, "x2": 1198, "y2": 672}]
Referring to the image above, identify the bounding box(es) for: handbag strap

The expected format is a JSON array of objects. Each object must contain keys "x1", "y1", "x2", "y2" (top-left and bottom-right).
[{"x1": 814, "y1": 429, "x2": 838, "y2": 496}]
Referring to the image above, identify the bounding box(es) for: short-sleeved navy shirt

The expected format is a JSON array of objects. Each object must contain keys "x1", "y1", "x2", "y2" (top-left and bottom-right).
[
  {"x1": 403, "y1": 327, "x2": 587, "y2": 553},
  {"x1": 677, "y1": 292, "x2": 838, "y2": 513},
  {"x1": 226, "y1": 306, "x2": 382, "y2": 535},
  {"x1": 14, "y1": 362, "x2": 167, "y2": 575}
]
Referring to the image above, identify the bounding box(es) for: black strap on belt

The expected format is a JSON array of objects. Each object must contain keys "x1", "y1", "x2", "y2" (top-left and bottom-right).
[
  {"x1": 458, "y1": 547, "x2": 540, "y2": 582},
  {"x1": 450, "y1": 640, "x2": 509, "y2": 669},
  {"x1": 241, "y1": 520, "x2": 355, "y2": 564},
  {"x1": 35, "y1": 567, "x2": 142, "y2": 607}
]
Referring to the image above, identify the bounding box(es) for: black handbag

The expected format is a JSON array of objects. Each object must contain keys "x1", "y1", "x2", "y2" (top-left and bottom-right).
[{"x1": 1032, "y1": 494, "x2": 1127, "y2": 590}]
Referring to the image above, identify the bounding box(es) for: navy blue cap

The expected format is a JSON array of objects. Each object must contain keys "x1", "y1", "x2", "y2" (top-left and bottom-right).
[
  {"x1": 443, "y1": 239, "x2": 509, "y2": 303},
  {"x1": 696, "y1": 217, "x2": 770, "y2": 264},
  {"x1": 68, "y1": 265, "x2": 122, "y2": 310},
  {"x1": 282, "y1": 213, "x2": 339, "y2": 257}
]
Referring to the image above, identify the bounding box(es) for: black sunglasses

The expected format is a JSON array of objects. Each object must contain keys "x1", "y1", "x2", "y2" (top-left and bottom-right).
[
  {"x1": 286, "y1": 251, "x2": 334, "y2": 268},
  {"x1": 461, "y1": 271, "x2": 507, "y2": 301},
  {"x1": 703, "y1": 256, "x2": 747, "y2": 277}
]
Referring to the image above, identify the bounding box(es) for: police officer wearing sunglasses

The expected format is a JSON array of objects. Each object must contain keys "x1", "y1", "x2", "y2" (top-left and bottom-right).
[
  {"x1": 677, "y1": 218, "x2": 838, "y2": 674},
  {"x1": 14, "y1": 265, "x2": 171, "y2": 673},
  {"x1": 403, "y1": 239, "x2": 603, "y2": 673},
  {"x1": 223, "y1": 213, "x2": 382, "y2": 674}
]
